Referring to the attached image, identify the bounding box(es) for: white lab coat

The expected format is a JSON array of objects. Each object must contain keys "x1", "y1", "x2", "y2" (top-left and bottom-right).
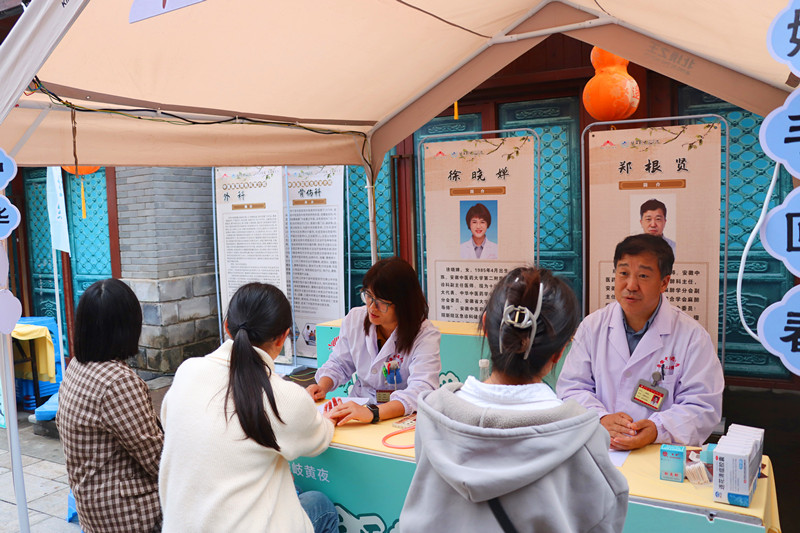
[
  {"x1": 459, "y1": 238, "x2": 498, "y2": 259},
  {"x1": 315, "y1": 306, "x2": 441, "y2": 414},
  {"x1": 556, "y1": 295, "x2": 723, "y2": 446}
]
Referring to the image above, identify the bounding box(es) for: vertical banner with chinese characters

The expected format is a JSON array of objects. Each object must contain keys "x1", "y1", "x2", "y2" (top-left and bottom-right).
[
  {"x1": 588, "y1": 124, "x2": 721, "y2": 345},
  {"x1": 215, "y1": 166, "x2": 289, "y2": 321},
  {"x1": 756, "y1": 0, "x2": 800, "y2": 377},
  {"x1": 284, "y1": 166, "x2": 346, "y2": 358},
  {"x1": 423, "y1": 137, "x2": 536, "y2": 322}
]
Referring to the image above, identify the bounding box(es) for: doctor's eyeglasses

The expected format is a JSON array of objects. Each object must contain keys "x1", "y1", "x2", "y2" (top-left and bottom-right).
[{"x1": 360, "y1": 290, "x2": 392, "y2": 313}]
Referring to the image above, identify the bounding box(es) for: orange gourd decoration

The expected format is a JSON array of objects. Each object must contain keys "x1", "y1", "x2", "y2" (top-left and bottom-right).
[
  {"x1": 61, "y1": 165, "x2": 100, "y2": 175},
  {"x1": 582, "y1": 47, "x2": 640, "y2": 121}
]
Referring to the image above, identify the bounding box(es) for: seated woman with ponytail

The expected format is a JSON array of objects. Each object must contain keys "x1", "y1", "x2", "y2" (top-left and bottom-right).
[
  {"x1": 399, "y1": 268, "x2": 629, "y2": 533},
  {"x1": 159, "y1": 283, "x2": 337, "y2": 533}
]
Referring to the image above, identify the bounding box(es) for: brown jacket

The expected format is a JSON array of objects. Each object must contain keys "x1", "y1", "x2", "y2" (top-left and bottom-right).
[{"x1": 56, "y1": 359, "x2": 163, "y2": 533}]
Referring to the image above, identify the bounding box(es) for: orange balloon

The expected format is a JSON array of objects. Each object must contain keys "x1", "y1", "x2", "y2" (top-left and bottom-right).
[
  {"x1": 582, "y1": 47, "x2": 640, "y2": 121},
  {"x1": 61, "y1": 165, "x2": 101, "y2": 175}
]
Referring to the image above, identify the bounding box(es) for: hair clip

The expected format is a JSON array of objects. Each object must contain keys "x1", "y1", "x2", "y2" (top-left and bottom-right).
[{"x1": 499, "y1": 283, "x2": 544, "y2": 359}]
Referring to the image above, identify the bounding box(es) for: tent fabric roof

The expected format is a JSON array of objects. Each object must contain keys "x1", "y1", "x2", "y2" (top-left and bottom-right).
[{"x1": 0, "y1": 0, "x2": 792, "y2": 171}]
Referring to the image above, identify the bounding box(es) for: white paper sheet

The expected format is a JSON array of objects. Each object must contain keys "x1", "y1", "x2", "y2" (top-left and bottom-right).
[{"x1": 608, "y1": 449, "x2": 631, "y2": 467}]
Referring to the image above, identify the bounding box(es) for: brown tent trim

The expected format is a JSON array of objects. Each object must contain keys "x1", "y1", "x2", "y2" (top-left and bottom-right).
[{"x1": 38, "y1": 82, "x2": 379, "y2": 128}]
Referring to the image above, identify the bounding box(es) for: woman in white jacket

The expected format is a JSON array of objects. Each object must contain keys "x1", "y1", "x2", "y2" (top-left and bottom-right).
[
  {"x1": 400, "y1": 267, "x2": 629, "y2": 533},
  {"x1": 308, "y1": 257, "x2": 441, "y2": 425},
  {"x1": 159, "y1": 283, "x2": 337, "y2": 533}
]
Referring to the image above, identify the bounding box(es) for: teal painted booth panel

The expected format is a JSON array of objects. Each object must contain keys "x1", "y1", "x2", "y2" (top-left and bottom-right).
[
  {"x1": 315, "y1": 320, "x2": 490, "y2": 398},
  {"x1": 292, "y1": 447, "x2": 766, "y2": 533},
  {"x1": 291, "y1": 447, "x2": 414, "y2": 533},
  {"x1": 625, "y1": 500, "x2": 764, "y2": 532}
]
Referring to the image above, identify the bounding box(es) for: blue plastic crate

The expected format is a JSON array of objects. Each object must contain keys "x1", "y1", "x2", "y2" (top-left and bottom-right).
[{"x1": 15, "y1": 360, "x2": 63, "y2": 410}]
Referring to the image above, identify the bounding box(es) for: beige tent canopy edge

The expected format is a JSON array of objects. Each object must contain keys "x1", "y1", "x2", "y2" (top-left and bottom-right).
[
  {"x1": 4, "y1": 0, "x2": 791, "y2": 173},
  {"x1": 0, "y1": 0, "x2": 793, "y2": 263}
]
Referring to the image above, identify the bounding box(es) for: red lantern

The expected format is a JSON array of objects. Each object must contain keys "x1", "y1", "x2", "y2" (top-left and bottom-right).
[
  {"x1": 582, "y1": 47, "x2": 640, "y2": 121},
  {"x1": 61, "y1": 165, "x2": 100, "y2": 176}
]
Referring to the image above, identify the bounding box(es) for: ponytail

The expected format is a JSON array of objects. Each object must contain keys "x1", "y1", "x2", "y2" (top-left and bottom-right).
[{"x1": 224, "y1": 283, "x2": 293, "y2": 450}]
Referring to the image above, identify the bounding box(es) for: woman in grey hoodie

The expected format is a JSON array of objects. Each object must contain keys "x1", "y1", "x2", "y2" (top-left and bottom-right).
[{"x1": 399, "y1": 267, "x2": 629, "y2": 533}]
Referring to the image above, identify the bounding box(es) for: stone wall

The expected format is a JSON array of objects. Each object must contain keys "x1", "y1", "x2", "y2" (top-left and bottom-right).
[
  {"x1": 116, "y1": 167, "x2": 220, "y2": 372},
  {"x1": 127, "y1": 273, "x2": 220, "y2": 371}
]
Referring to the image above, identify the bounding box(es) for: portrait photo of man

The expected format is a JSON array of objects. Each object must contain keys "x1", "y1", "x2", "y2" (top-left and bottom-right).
[
  {"x1": 639, "y1": 198, "x2": 676, "y2": 256},
  {"x1": 460, "y1": 201, "x2": 498, "y2": 259}
]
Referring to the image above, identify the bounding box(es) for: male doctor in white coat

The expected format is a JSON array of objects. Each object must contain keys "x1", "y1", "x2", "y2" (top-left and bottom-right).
[{"x1": 557, "y1": 234, "x2": 723, "y2": 450}]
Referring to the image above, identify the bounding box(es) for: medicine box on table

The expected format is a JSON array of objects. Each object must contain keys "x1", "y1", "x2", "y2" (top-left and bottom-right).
[
  {"x1": 659, "y1": 444, "x2": 686, "y2": 482},
  {"x1": 713, "y1": 424, "x2": 764, "y2": 507}
]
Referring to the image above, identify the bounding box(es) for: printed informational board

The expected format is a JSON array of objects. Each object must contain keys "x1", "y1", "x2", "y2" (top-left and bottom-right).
[
  {"x1": 422, "y1": 137, "x2": 536, "y2": 322},
  {"x1": 215, "y1": 166, "x2": 346, "y2": 361},
  {"x1": 215, "y1": 166, "x2": 291, "y2": 362},
  {"x1": 215, "y1": 166, "x2": 288, "y2": 318},
  {"x1": 588, "y1": 124, "x2": 721, "y2": 345},
  {"x1": 284, "y1": 166, "x2": 346, "y2": 357}
]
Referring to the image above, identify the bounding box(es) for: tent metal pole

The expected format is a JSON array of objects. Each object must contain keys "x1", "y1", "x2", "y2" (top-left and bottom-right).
[
  {"x1": 0, "y1": 333, "x2": 29, "y2": 532},
  {"x1": 0, "y1": 237, "x2": 30, "y2": 532}
]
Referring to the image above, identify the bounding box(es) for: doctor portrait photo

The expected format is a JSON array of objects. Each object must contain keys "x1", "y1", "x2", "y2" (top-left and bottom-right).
[
  {"x1": 557, "y1": 234, "x2": 723, "y2": 451},
  {"x1": 637, "y1": 198, "x2": 676, "y2": 256},
  {"x1": 459, "y1": 200, "x2": 498, "y2": 260}
]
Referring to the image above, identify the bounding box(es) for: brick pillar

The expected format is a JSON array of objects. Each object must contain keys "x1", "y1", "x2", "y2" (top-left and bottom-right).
[{"x1": 116, "y1": 167, "x2": 220, "y2": 372}]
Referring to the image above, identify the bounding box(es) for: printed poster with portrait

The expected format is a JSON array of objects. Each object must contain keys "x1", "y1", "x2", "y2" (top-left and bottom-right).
[
  {"x1": 588, "y1": 124, "x2": 721, "y2": 346},
  {"x1": 423, "y1": 136, "x2": 537, "y2": 322}
]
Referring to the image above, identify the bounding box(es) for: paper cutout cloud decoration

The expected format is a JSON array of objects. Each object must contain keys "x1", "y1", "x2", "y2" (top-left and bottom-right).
[
  {"x1": 767, "y1": 0, "x2": 800, "y2": 77},
  {"x1": 0, "y1": 290, "x2": 21, "y2": 334},
  {"x1": 759, "y1": 89, "x2": 800, "y2": 178},
  {"x1": 0, "y1": 148, "x2": 17, "y2": 191},
  {"x1": 0, "y1": 196, "x2": 20, "y2": 240},
  {"x1": 758, "y1": 284, "x2": 800, "y2": 376},
  {"x1": 760, "y1": 186, "x2": 800, "y2": 276}
]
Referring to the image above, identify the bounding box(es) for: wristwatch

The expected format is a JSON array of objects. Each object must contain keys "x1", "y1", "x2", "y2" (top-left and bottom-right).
[{"x1": 366, "y1": 403, "x2": 380, "y2": 424}]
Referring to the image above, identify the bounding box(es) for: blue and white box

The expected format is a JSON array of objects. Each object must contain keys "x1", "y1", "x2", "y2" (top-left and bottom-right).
[
  {"x1": 659, "y1": 444, "x2": 686, "y2": 482},
  {"x1": 713, "y1": 424, "x2": 764, "y2": 507}
]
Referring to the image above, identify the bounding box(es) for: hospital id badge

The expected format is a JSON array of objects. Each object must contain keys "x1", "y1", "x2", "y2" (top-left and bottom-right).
[
  {"x1": 376, "y1": 390, "x2": 393, "y2": 404},
  {"x1": 631, "y1": 379, "x2": 668, "y2": 411}
]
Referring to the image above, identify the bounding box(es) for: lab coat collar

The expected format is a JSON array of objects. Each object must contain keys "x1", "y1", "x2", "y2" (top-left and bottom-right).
[
  {"x1": 609, "y1": 295, "x2": 672, "y2": 362},
  {"x1": 608, "y1": 303, "x2": 632, "y2": 361},
  {"x1": 365, "y1": 322, "x2": 398, "y2": 364},
  {"x1": 629, "y1": 295, "x2": 674, "y2": 362}
]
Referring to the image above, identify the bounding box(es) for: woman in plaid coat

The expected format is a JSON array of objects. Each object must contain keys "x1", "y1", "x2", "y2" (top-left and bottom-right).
[{"x1": 56, "y1": 279, "x2": 163, "y2": 533}]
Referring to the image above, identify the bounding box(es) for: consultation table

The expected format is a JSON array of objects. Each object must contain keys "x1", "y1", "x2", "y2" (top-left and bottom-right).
[
  {"x1": 299, "y1": 319, "x2": 780, "y2": 532},
  {"x1": 292, "y1": 423, "x2": 781, "y2": 533}
]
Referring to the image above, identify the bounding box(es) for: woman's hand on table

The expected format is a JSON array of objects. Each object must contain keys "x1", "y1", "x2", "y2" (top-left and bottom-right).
[{"x1": 324, "y1": 400, "x2": 373, "y2": 426}]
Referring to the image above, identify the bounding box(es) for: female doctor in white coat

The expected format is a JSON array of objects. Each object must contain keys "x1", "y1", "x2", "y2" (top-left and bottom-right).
[{"x1": 307, "y1": 257, "x2": 441, "y2": 424}]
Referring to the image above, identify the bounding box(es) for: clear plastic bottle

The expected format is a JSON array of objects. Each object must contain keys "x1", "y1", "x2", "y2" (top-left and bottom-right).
[{"x1": 479, "y1": 358, "x2": 490, "y2": 381}]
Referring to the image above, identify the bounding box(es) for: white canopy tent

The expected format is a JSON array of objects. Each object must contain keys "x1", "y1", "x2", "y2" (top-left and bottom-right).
[
  {"x1": 0, "y1": 0, "x2": 792, "y2": 171},
  {"x1": 0, "y1": 0, "x2": 792, "y2": 262}
]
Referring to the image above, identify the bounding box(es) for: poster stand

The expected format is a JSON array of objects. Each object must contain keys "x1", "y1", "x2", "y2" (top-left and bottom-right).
[
  {"x1": 415, "y1": 128, "x2": 541, "y2": 298},
  {"x1": 580, "y1": 114, "x2": 730, "y2": 369}
]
